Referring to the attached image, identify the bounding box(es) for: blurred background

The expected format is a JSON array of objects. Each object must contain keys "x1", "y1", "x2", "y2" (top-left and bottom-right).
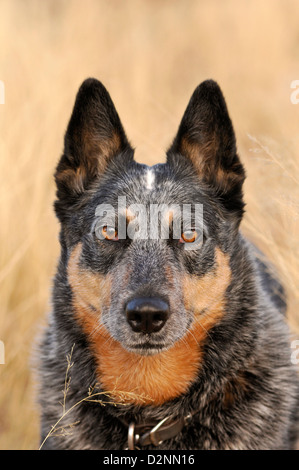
[{"x1": 0, "y1": 0, "x2": 298, "y2": 449}]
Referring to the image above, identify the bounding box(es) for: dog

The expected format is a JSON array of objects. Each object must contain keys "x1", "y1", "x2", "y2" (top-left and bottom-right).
[{"x1": 38, "y1": 78, "x2": 299, "y2": 450}]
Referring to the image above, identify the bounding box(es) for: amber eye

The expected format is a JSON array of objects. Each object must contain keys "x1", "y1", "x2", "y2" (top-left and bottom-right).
[
  {"x1": 180, "y1": 229, "x2": 198, "y2": 243},
  {"x1": 102, "y1": 225, "x2": 118, "y2": 241}
]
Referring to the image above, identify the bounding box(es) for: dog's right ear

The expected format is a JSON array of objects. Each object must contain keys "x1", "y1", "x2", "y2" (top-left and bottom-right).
[
  {"x1": 55, "y1": 78, "x2": 133, "y2": 218},
  {"x1": 167, "y1": 80, "x2": 245, "y2": 220}
]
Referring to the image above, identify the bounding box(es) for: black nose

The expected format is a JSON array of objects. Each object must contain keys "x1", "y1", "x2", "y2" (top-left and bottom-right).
[{"x1": 126, "y1": 297, "x2": 170, "y2": 334}]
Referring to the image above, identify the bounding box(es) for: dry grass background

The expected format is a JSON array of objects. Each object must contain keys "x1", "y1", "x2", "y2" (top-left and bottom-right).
[{"x1": 0, "y1": 0, "x2": 298, "y2": 450}]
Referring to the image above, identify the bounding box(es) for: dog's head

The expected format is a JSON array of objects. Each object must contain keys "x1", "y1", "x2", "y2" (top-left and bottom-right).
[{"x1": 54, "y1": 79, "x2": 246, "y2": 401}]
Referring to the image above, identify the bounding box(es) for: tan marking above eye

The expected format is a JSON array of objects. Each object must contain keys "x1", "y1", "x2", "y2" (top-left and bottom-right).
[{"x1": 183, "y1": 247, "x2": 231, "y2": 315}]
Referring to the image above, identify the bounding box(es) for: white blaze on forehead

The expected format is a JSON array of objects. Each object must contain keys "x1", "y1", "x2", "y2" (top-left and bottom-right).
[{"x1": 145, "y1": 168, "x2": 155, "y2": 190}]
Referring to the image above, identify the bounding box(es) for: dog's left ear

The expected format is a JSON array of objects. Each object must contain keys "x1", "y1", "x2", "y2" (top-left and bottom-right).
[
  {"x1": 55, "y1": 78, "x2": 133, "y2": 218},
  {"x1": 167, "y1": 80, "x2": 245, "y2": 218}
]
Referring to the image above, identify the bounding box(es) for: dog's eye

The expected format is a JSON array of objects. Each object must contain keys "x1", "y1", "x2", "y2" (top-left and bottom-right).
[
  {"x1": 102, "y1": 225, "x2": 118, "y2": 241},
  {"x1": 180, "y1": 229, "x2": 198, "y2": 244}
]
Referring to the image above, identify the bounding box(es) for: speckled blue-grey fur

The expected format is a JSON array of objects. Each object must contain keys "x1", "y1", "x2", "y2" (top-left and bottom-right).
[{"x1": 37, "y1": 78, "x2": 299, "y2": 450}]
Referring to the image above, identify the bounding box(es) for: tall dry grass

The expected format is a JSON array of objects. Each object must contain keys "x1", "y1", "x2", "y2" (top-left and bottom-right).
[{"x1": 0, "y1": 0, "x2": 298, "y2": 449}]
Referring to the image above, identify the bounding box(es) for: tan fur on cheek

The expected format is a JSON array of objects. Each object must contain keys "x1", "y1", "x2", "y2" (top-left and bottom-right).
[
  {"x1": 183, "y1": 247, "x2": 232, "y2": 333},
  {"x1": 67, "y1": 243, "x2": 112, "y2": 322}
]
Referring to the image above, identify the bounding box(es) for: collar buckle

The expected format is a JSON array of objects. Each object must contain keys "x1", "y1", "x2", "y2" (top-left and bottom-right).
[
  {"x1": 125, "y1": 414, "x2": 191, "y2": 450},
  {"x1": 149, "y1": 416, "x2": 170, "y2": 446},
  {"x1": 127, "y1": 422, "x2": 140, "y2": 450}
]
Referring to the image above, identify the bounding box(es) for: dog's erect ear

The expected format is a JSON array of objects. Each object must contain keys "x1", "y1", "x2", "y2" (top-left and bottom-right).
[
  {"x1": 167, "y1": 80, "x2": 245, "y2": 217},
  {"x1": 55, "y1": 78, "x2": 133, "y2": 212}
]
